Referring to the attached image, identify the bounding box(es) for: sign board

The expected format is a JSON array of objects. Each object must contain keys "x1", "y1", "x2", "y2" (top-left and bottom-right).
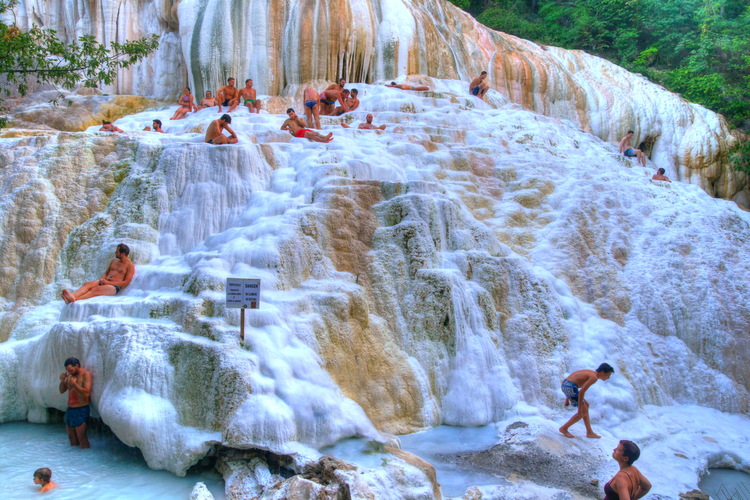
[{"x1": 226, "y1": 278, "x2": 260, "y2": 309}]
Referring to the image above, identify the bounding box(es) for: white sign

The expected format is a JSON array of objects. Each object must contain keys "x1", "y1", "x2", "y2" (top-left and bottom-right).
[{"x1": 226, "y1": 278, "x2": 260, "y2": 309}]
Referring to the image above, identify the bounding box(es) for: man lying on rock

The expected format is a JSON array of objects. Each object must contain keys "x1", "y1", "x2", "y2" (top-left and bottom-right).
[{"x1": 61, "y1": 243, "x2": 135, "y2": 303}]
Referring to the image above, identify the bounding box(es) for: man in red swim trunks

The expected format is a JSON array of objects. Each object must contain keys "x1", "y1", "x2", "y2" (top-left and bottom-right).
[{"x1": 281, "y1": 108, "x2": 333, "y2": 143}]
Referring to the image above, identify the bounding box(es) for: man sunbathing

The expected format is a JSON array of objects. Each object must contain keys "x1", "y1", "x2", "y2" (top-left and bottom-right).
[
  {"x1": 61, "y1": 244, "x2": 135, "y2": 303},
  {"x1": 281, "y1": 108, "x2": 333, "y2": 143},
  {"x1": 386, "y1": 82, "x2": 430, "y2": 91}
]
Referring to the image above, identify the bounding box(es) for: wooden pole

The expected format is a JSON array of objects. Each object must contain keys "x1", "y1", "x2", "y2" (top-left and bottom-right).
[{"x1": 240, "y1": 308, "x2": 245, "y2": 344}]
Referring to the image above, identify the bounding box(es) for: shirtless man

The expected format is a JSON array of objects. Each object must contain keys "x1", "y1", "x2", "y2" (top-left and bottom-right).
[
  {"x1": 651, "y1": 167, "x2": 672, "y2": 182},
  {"x1": 302, "y1": 88, "x2": 322, "y2": 129},
  {"x1": 469, "y1": 71, "x2": 490, "y2": 100},
  {"x1": 559, "y1": 363, "x2": 614, "y2": 439},
  {"x1": 320, "y1": 78, "x2": 346, "y2": 115},
  {"x1": 205, "y1": 114, "x2": 238, "y2": 144},
  {"x1": 58, "y1": 357, "x2": 93, "y2": 448},
  {"x1": 198, "y1": 91, "x2": 217, "y2": 109},
  {"x1": 217, "y1": 77, "x2": 240, "y2": 113},
  {"x1": 143, "y1": 119, "x2": 165, "y2": 133},
  {"x1": 341, "y1": 113, "x2": 386, "y2": 130},
  {"x1": 346, "y1": 88, "x2": 360, "y2": 112},
  {"x1": 386, "y1": 82, "x2": 430, "y2": 91},
  {"x1": 619, "y1": 130, "x2": 647, "y2": 168},
  {"x1": 239, "y1": 79, "x2": 262, "y2": 114},
  {"x1": 332, "y1": 89, "x2": 352, "y2": 116},
  {"x1": 61, "y1": 243, "x2": 135, "y2": 304},
  {"x1": 99, "y1": 120, "x2": 124, "y2": 133},
  {"x1": 281, "y1": 108, "x2": 333, "y2": 143}
]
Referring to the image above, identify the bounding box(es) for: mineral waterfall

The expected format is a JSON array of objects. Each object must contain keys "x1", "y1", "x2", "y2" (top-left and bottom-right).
[{"x1": 1, "y1": 0, "x2": 750, "y2": 499}]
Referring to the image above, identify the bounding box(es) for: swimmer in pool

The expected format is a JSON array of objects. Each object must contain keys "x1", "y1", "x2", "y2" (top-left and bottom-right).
[{"x1": 33, "y1": 467, "x2": 58, "y2": 492}]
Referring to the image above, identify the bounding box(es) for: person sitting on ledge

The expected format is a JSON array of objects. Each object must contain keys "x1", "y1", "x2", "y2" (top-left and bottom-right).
[
  {"x1": 205, "y1": 114, "x2": 238, "y2": 144},
  {"x1": 341, "y1": 113, "x2": 386, "y2": 130},
  {"x1": 619, "y1": 130, "x2": 647, "y2": 168},
  {"x1": 61, "y1": 243, "x2": 135, "y2": 304},
  {"x1": 198, "y1": 90, "x2": 217, "y2": 109},
  {"x1": 239, "y1": 78, "x2": 262, "y2": 114},
  {"x1": 282, "y1": 108, "x2": 333, "y2": 143},
  {"x1": 170, "y1": 87, "x2": 197, "y2": 120},
  {"x1": 99, "y1": 120, "x2": 124, "y2": 133},
  {"x1": 143, "y1": 119, "x2": 165, "y2": 133},
  {"x1": 559, "y1": 362, "x2": 614, "y2": 439},
  {"x1": 385, "y1": 81, "x2": 430, "y2": 91},
  {"x1": 217, "y1": 77, "x2": 241, "y2": 113},
  {"x1": 469, "y1": 71, "x2": 490, "y2": 100},
  {"x1": 651, "y1": 167, "x2": 671, "y2": 182},
  {"x1": 33, "y1": 467, "x2": 58, "y2": 493}
]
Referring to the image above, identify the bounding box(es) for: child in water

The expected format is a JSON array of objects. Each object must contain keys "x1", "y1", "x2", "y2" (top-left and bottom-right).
[{"x1": 33, "y1": 468, "x2": 58, "y2": 493}]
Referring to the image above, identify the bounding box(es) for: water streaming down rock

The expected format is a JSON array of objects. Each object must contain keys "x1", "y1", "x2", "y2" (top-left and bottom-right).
[
  {"x1": 9, "y1": 0, "x2": 748, "y2": 204},
  {"x1": 1, "y1": 80, "x2": 749, "y2": 497}
]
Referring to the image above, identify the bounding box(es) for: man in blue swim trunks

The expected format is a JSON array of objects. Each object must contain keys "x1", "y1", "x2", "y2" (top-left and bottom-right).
[
  {"x1": 619, "y1": 130, "x2": 647, "y2": 167},
  {"x1": 59, "y1": 357, "x2": 93, "y2": 448},
  {"x1": 61, "y1": 244, "x2": 135, "y2": 304},
  {"x1": 559, "y1": 363, "x2": 614, "y2": 439},
  {"x1": 468, "y1": 71, "x2": 489, "y2": 100}
]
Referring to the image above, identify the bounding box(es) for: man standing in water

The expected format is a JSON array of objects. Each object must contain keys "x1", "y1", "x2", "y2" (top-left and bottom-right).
[
  {"x1": 281, "y1": 108, "x2": 333, "y2": 143},
  {"x1": 59, "y1": 357, "x2": 93, "y2": 448},
  {"x1": 61, "y1": 244, "x2": 135, "y2": 304},
  {"x1": 559, "y1": 363, "x2": 614, "y2": 438}
]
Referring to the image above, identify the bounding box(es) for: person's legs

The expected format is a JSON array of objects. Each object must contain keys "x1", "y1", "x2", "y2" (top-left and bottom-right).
[
  {"x1": 305, "y1": 105, "x2": 314, "y2": 128},
  {"x1": 313, "y1": 104, "x2": 321, "y2": 129},
  {"x1": 637, "y1": 150, "x2": 647, "y2": 168},
  {"x1": 74, "y1": 284, "x2": 117, "y2": 301},
  {"x1": 75, "y1": 422, "x2": 90, "y2": 449},
  {"x1": 559, "y1": 411, "x2": 582, "y2": 438},
  {"x1": 303, "y1": 130, "x2": 334, "y2": 143},
  {"x1": 581, "y1": 401, "x2": 601, "y2": 438},
  {"x1": 66, "y1": 426, "x2": 80, "y2": 446},
  {"x1": 254, "y1": 100, "x2": 262, "y2": 113},
  {"x1": 65, "y1": 280, "x2": 99, "y2": 302},
  {"x1": 228, "y1": 99, "x2": 240, "y2": 112}
]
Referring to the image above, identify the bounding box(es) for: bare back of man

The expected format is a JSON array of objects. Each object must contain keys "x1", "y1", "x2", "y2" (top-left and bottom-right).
[
  {"x1": 61, "y1": 244, "x2": 135, "y2": 304},
  {"x1": 559, "y1": 363, "x2": 613, "y2": 439},
  {"x1": 303, "y1": 88, "x2": 322, "y2": 129},
  {"x1": 205, "y1": 115, "x2": 239, "y2": 145}
]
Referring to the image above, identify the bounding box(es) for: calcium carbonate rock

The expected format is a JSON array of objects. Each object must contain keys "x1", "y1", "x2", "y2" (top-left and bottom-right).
[
  {"x1": 190, "y1": 482, "x2": 215, "y2": 500},
  {"x1": 0, "y1": 78, "x2": 749, "y2": 498},
  {"x1": 9, "y1": 1, "x2": 747, "y2": 202}
]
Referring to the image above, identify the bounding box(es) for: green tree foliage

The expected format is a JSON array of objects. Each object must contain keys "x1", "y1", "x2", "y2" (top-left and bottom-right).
[
  {"x1": 465, "y1": 0, "x2": 750, "y2": 131},
  {"x1": 0, "y1": 0, "x2": 158, "y2": 125}
]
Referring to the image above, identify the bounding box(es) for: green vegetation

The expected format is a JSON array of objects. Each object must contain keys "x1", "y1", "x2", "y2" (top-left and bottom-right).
[
  {"x1": 0, "y1": 0, "x2": 158, "y2": 126},
  {"x1": 448, "y1": 0, "x2": 749, "y2": 135}
]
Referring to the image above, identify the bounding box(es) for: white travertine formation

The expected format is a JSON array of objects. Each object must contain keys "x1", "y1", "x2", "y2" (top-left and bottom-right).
[
  {"x1": 9, "y1": 0, "x2": 747, "y2": 202},
  {"x1": 0, "y1": 83, "x2": 748, "y2": 498}
]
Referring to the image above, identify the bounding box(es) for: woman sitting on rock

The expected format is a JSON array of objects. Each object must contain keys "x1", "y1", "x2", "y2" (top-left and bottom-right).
[{"x1": 170, "y1": 87, "x2": 197, "y2": 120}]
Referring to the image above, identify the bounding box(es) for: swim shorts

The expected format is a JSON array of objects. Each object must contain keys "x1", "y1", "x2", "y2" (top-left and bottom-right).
[
  {"x1": 222, "y1": 99, "x2": 231, "y2": 107},
  {"x1": 244, "y1": 99, "x2": 255, "y2": 105},
  {"x1": 295, "y1": 129, "x2": 310, "y2": 138},
  {"x1": 65, "y1": 405, "x2": 90, "y2": 428},
  {"x1": 114, "y1": 286, "x2": 120, "y2": 294},
  {"x1": 207, "y1": 139, "x2": 214, "y2": 144},
  {"x1": 305, "y1": 100, "x2": 318, "y2": 109},
  {"x1": 561, "y1": 379, "x2": 579, "y2": 407},
  {"x1": 623, "y1": 148, "x2": 637, "y2": 157},
  {"x1": 471, "y1": 86, "x2": 480, "y2": 96}
]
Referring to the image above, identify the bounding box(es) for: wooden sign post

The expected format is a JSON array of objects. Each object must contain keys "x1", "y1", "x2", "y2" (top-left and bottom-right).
[{"x1": 226, "y1": 278, "x2": 260, "y2": 343}]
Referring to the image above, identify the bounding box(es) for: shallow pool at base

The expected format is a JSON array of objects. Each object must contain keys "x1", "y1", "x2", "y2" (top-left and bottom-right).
[
  {"x1": 699, "y1": 468, "x2": 750, "y2": 499},
  {"x1": 0, "y1": 422, "x2": 225, "y2": 500},
  {"x1": 324, "y1": 424, "x2": 505, "y2": 497}
]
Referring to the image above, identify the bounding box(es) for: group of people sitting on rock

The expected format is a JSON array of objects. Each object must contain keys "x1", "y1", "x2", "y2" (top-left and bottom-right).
[{"x1": 619, "y1": 130, "x2": 672, "y2": 181}]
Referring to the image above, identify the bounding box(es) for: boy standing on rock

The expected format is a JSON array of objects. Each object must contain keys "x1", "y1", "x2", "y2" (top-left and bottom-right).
[{"x1": 559, "y1": 363, "x2": 614, "y2": 439}]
